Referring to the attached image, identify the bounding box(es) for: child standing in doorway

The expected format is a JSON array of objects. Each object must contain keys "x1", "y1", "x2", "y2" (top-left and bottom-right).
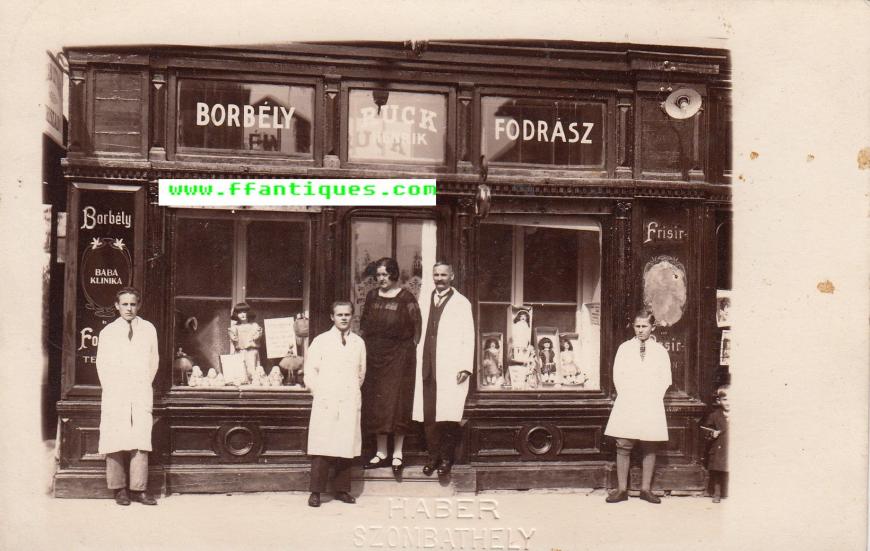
[{"x1": 702, "y1": 385, "x2": 730, "y2": 503}]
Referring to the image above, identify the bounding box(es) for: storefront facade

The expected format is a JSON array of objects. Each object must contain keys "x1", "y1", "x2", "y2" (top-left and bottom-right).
[{"x1": 55, "y1": 41, "x2": 731, "y2": 497}]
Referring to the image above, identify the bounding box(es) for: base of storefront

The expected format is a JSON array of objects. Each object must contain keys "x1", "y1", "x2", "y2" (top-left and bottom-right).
[{"x1": 53, "y1": 462, "x2": 707, "y2": 498}]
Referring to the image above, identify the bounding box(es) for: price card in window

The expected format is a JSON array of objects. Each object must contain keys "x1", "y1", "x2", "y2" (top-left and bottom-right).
[{"x1": 263, "y1": 317, "x2": 297, "y2": 359}]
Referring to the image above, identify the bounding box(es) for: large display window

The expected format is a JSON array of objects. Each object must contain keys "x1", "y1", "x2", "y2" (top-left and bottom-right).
[
  {"x1": 171, "y1": 211, "x2": 309, "y2": 389},
  {"x1": 476, "y1": 216, "x2": 601, "y2": 391}
]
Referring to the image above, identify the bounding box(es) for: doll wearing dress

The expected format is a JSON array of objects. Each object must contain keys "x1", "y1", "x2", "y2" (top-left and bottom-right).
[
  {"x1": 538, "y1": 338, "x2": 557, "y2": 385},
  {"x1": 481, "y1": 339, "x2": 502, "y2": 386},
  {"x1": 228, "y1": 302, "x2": 262, "y2": 384}
]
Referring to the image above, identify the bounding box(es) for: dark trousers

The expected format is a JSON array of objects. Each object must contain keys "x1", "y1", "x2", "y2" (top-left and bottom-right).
[
  {"x1": 422, "y1": 374, "x2": 459, "y2": 463},
  {"x1": 309, "y1": 455, "x2": 353, "y2": 493}
]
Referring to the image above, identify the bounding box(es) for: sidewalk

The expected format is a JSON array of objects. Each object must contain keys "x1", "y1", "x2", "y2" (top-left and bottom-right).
[{"x1": 11, "y1": 488, "x2": 728, "y2": 551}]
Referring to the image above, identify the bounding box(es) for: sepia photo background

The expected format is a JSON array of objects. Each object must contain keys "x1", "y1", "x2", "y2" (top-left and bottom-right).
[{"x1": 1, "y1": 1, "x2": 867, "y2": 549}]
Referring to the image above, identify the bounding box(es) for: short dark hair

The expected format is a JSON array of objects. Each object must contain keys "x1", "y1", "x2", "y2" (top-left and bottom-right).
[
  {"x1": 538, "y1": 337, "x2": 553, "y2": 348},
  {"x1": 513, "y1": 310, "x2": 530, "y2": 323},
  {"x1": 231, "y1": 302, "x2": 256, "y2": 322},
  {"x1": 373, "y1": 257, "x2": 400, "y2": 282},
  {"x1": 633, "y1": 308, "x2": 656, "y2": 326},
  {"x1": 484, "y1": 338, "x2": 499, "y2": 349},
  {"x1": 560, "y1": 339, "x2": 573, "y2": 350},
  {"x1": 330, "y1": 301, "x2": 354, "y2": 315},
  {"x1": 115, "y1": 286, "x2": 141, "y2": 303}
]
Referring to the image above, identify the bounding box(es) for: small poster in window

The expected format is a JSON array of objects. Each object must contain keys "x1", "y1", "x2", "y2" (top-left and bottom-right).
[
  {"x1": 584, "y1": 302, "x2": 601, "y2": 326},
  {"x1": 263, "y1": 317, "x2": 297, "y2": 359},
  {"x1": 716, "y1": 290, "x2": 732, "y2": 327},
  {"x1": 719, "y1": 330, "x2": 731, "y2": 366}
]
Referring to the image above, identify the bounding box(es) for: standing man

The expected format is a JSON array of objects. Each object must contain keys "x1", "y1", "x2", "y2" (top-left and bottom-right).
[
  {"x1": 413, "y1": 262, "x2": 475, "y2": 476},
  {"x1": 96, "y1": 287, "x2": 159, "y2": 506},
  {"x1": 306, "y1": 301, "x2": 366, "y2": 507}
]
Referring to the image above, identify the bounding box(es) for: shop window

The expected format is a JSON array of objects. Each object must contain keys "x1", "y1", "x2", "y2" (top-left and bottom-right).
[
  {"x1": 347, "y1": 90, "x2": 447, "y2": 164},
  {"x1": 177, "y1": 80, "x2": 314, "y2": 155},
  {"x1": 172, "y1": 213, "x2": 308, "y2": 389},
  {"x1": 477, "y1": 217, "x2": 601, "y2": 391},
  {"x1": 481, "y1": 96, "x2": 605, "y2": 167},
  {"x1": 350, "y1": 216, "x2": 437, "y2": 330}
]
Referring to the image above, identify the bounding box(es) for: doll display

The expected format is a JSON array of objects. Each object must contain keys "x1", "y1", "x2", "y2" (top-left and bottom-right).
[
  {"x1": 509, "y1": 307, "x2": 533, "y2": 362},
  {"x1": 537, "y1": 338, "x2": 557, "y2": 385},
  {"x1": 559, "y1": 335, "x2": 588, "y2": 386},
  {"x1": 188, "y1": 365, "x2": 204, "y2": 387},
  {"x1": 268, "y1": 366, "x2": 284, "y2": 387},
  {"x1": 250, "y1": 365, "x2": 269, "y2": 386},
  {"x1": 481, "y1": 337, "x2": 503, "y2": 386},
  {"x1": 228, "y1": 302, "x2": 263, "y2": 383},
  {"x1": 522, "y1": 346, "x2": 541, "y2": 389}
]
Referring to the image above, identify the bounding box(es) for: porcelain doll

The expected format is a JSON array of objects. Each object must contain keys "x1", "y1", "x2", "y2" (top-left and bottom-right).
[
  {"x1": 523, "y1": 346, "x2": 541, "y2": 389},
  {"x1": 538, "y1": 338, "x2": 557, "y2": 385},
  {"x1": 511, "y1": 310, "x2": 532, "y2": 361},
  {"x1": 188, "y1": 365, "x2": 203, "y2": 387},
  {"x1": 560, "y1": 339, "x2": 587, "y2": 386},
  {"x1": 206, "y1": 367, "x2": 219, "y2": 387},
  {"x1": 481, "y1": 338, "x2": 502, "y2": 386},
  {"x1": 268, "y1": 366, "x2": 284, "y2": 387},
  {"x1": 228, "y1": 302, "x2": 263, "y2": 383}
]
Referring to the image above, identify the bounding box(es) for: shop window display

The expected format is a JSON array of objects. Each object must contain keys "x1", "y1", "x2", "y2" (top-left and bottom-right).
[
  {"x1": 477, "y1": 218, "x2": 601, "y2": 391},
  {"x1": 172, "y1": 214, "x2": 308, "y2": 389}
]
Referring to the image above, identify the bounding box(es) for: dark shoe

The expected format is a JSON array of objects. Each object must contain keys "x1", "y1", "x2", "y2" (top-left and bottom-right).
[
  {"x1": 364, "y1": 453, "x2": 388, "y2": 469},
  {"x1": 422, "y1": 461, "x2": 438, "y2": 476},
  {"x1": 114, "y1": 488, "x2": 131, "y2": 506},
  {"x1": 391, "y1": 457, "x2": 404, "y2": 476},
  {"x1": 639, "y1": 490, "x2": 661, "y2": 504},
  {"x1": 605, "y1": 490, "x2": 628, "y2": 503},
  {"x1": 130, "y1": 491, "x2": 157, "y2": 505},
  {"x1": 436, "y1": 459, "x2": 453, "y2": 476},
  {"x1": 308, "y1": 492, "x2": 321, "y2": 507},
  {"x1": 334, "y1": 491, "x2": 356, "y2": 504}
]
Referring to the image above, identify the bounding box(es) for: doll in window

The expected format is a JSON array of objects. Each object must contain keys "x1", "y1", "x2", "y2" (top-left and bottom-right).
[
  {"x1": 228, "y1": 302, "x2": 262, "y2": 384},
  {"x1": 538, "y1": 338, "x2": 557, "y2": 385},
  {"x1": 482, "y1": 338, "x2": 503, "y2": 386},
  {"x1": 560, "y1": 337, "x2": 588, "y2": 386},
  {"x1": 511, "y1": 310, "x2": 532, "y2": 361}
]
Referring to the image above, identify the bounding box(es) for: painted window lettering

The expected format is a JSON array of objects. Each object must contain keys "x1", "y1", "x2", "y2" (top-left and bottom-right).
[{"x1": 494, "y1": 118, "x2": 594, "y2": 144}]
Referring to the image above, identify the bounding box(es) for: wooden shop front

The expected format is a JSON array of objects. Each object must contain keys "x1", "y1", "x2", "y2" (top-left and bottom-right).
[{"x1": 54, "y1": 41, "x2": 731, "y2": 497}]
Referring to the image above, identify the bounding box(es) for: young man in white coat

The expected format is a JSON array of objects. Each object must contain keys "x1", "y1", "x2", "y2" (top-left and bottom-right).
[
  {"x1": 413, "y1": 262, "x2": 475, "y2": 476},
  {"x1": 305, "y1": 301, "x2": 366, "y2": 507},
  {"x1": 96, "y1": 287, "x2": 159, "y2": 506},
  {"x1": 603, "y1": 309, "x2": 672, "y2": 504}
]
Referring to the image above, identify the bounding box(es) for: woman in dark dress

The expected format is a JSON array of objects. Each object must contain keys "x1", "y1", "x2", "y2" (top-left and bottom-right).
[{"x1": 360, "y1": 257, "x2": 422, "y2": 475}]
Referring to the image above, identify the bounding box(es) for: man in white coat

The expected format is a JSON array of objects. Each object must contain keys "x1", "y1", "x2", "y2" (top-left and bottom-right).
[
  {"x1": 603, "y1": 309, "x2": 672, "y2": 504},
  {"x1": 305, "y1": 301, "x2": 366, "y2": 507},
  {"x1": 96, "y1": 287, "x2": 159, "y2": 506},
  {"x1": 413, "y1": 262, "x2": 475, "y2": 476}
]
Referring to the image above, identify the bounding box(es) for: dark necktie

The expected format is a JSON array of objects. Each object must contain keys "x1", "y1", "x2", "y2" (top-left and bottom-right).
[
  {"x1": 127, "y1": 321, "x2": 133, "y2": 341},
  {"x1": 639, "y1": 340, "x2": 646, "y2": 361},
  {"x1": 340, "y1": 330, "x2": 346, "y2": 346}
]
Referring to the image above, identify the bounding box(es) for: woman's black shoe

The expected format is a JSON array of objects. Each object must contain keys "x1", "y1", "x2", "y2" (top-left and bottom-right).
[
  {"x1": 364, "y1": 454, "x2": 388, "y2": 469},
  {"x1": 422, "y1": 461, "x2": 438, "y2": 476},
  {"x1": 391, "y1": 457, "x2": 404, "y2": 475},
  {"x1": 437, "y1": 459, "x2": 453, "y2": 476}
]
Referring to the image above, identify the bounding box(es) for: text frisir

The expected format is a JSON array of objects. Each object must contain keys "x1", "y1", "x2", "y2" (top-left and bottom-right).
[{"x1": 352, "y1": 498, "x2": 535, "y2": 550}]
